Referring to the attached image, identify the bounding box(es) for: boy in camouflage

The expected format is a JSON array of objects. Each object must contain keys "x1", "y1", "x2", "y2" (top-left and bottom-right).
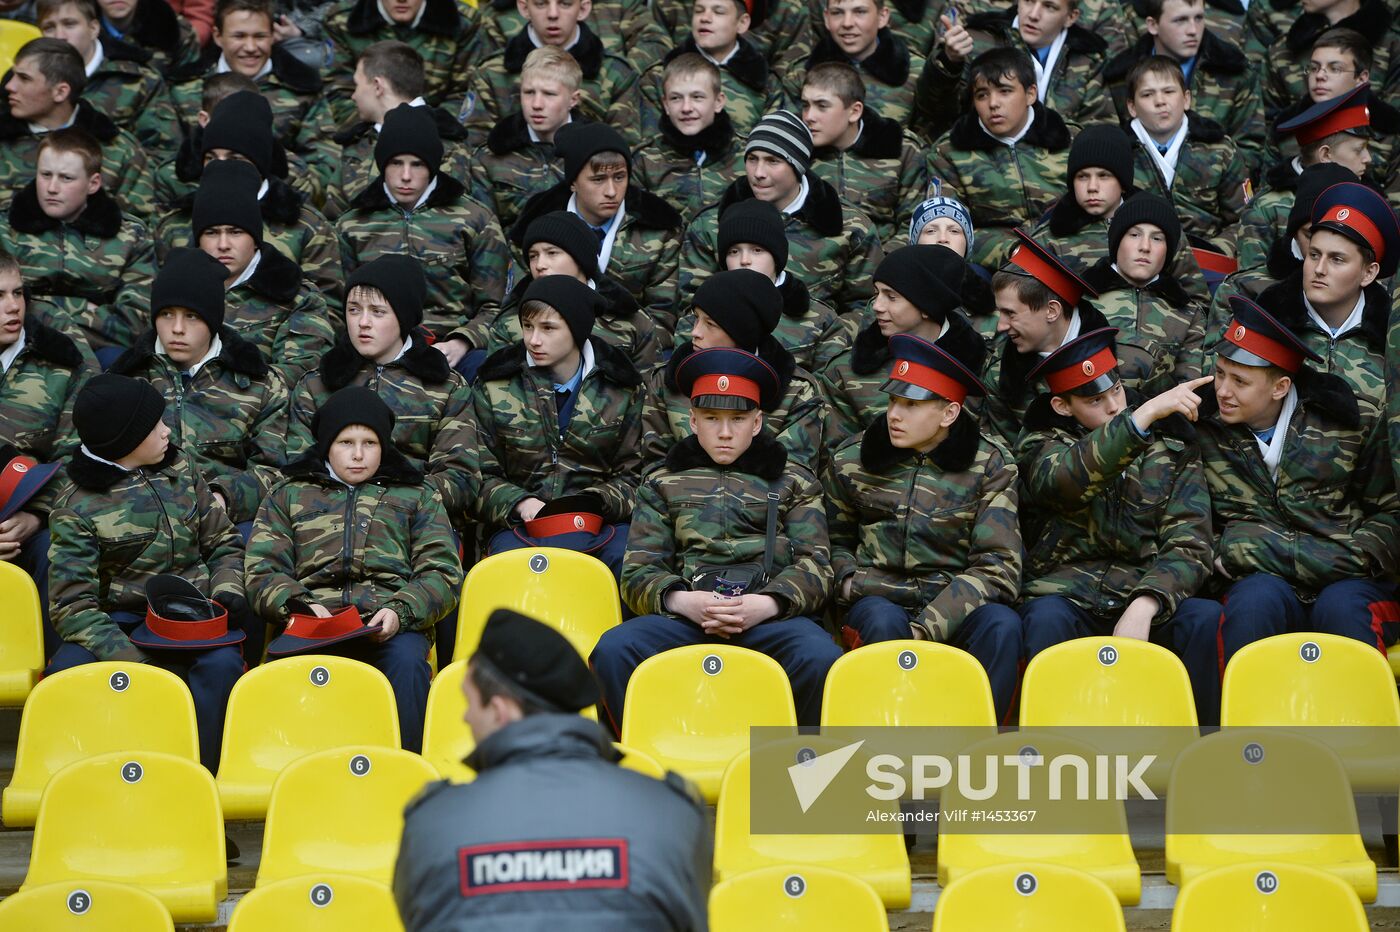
[
  {"x1": 248, "y1": 385, "x2": 463, "y2": 752},
  {"x1": 0, "y1": 127, "x2": 155, "y2": 364},
  {"x1": 94, "y1": 0, "x2": 202, "y2": 75},
  {"x1": 825, "y1": 333, "x2": 1022, "y2": 718},
  {"x1": 1032, "y1": 124, "x2": 1135, "y2": 262},
  {"x1": 336, "y1": 103, "x2": 510, "y2": 342},
  {"x1": 908, "y1": 194, "x2": 998, "y2": 339},
  {"x1": 632, "y1": 53, "x2": 746, "y2": 224},
  {"x1": 592, "y1": 345, "x2": 841, "y2": 728},
  {"x1": 805, "y1": 0, "x2": 925, "y2": 123},
  {"x1": 801, "y1": 63, "x2": 934, "y2": 250}
]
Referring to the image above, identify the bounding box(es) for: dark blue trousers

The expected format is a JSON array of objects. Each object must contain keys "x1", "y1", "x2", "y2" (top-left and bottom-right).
[
  {"x1": 487, "y1": 524, "x2": 630, "y2": 582},
  {"x1": 16, "y1": 527, "x2": 53, "y2": 656},
  {"x1": 1019, "y1": 594, "x2": 1223, "y2": 726},
  {"x1": 589, "y1": 613, "x2": 843, "y2": 731},
  {"x1": 316, "y1": 630, "x2": 433, "y2": 754},
  {"x1": 454, "y1": 348, "x2": 487, "y2": 384},
  {"x1": 844, "y1": 595, "x2": 1023, "y2": 722},
  {"x1": 45, "y1": 612, "x2": 244, "y2": 771},
  {"x1": 1217, "y1": 573, "x2": 1400, "y2": 665}
]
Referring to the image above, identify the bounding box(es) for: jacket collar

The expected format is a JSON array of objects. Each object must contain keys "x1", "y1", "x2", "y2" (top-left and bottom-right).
[
  {"x1": 68, "y1": 444, "x2": 180, "y2": 490},
  {"x1": 280, "y1": 445, "x2": 423, "y2": 485},
  {"x1": 346, "y1": 0, "x2": 464, "y2": 37},
  {"x1": 851, "y1": 308, "x2": 986, "y2": 376},
  {"x1": 659, "y1": 109, "x2": 735, "y2": 162},
  {"x1": 18, "y1": 315, "x2": 83, "y2": 369},
  {"x1": 1261, "y1": 270, "x2": 1389, "y2": 354},
  {"x1": 510, "y1": 180, "x2": 683, "y2": 245},
  {"x1": 234, "y1": 242, "x2": 303, "y2": 303},
  {"x1": 0, "y1": 102, "x2": 119, "y2": 143},
  {"x1": 9, "y1": 182, "x2": 122, "y2": 237},
  {"x1": 504, "y1": 22, "x2": 604, "y2": 77},
  {"x1": 111, "y1": 325, "x2": 269, "y2": 379},
  {"x1": 1262, "y1": 157, "x2": 1302, "y2": 192},
  {"x1": 777, "y1": 273, "x2": 811, "y2": 319},
  {"x1": 95, "y1": 31, "x2": 153, "y2": 65},
  {"x1": 346, "y1": 170, "x2": 466, "y2": 213},
  {"x1": 665, "y1": 337, "x2": 796, "y2": 405},
  {"x1": 1198, "y1": 366, "x2": 1360, "y2": 430},
  {"x1": 809, "y1": 27, "x2": 911, "y2": 86},
  {"x1": 1084, "y1": 256, "x2": 1192, "y2": 308},
  {"x1": 1106, "y1": 28, "x2": 1246, "y2": 82},
  {"x1": 859, "y1": 410, "x2": 982, "y2": 473},
  {"x1": 948, "y1": 101, "x2": 1072, "y2": 152},
  {"x1": 1286, "y1": 0, "x2": 1392, "y2": 52},
  {"x1": 1045, "y1": 194, "x2": 1105, "y2": 237},
  {"x1": 842, "y1": 108, "x2": 906, "y2": 160},
  {"x1": 671, "y1": 34, "x2": 769, "y2": 91},
  {"x1": 124, "y1": 0, "x2": 183, "y2": 54},
  {"x1": 467, "y1": 713, "x2": 617, "y2": 772},
  {"x1": 477, "y1": 336, "x2": 642, "y2": 387},
  {"x1": 664, "y1": 430, "x2": 788, "y2": 478},
  {"x1": 483, "y1": 107, "x2": 575, "y2": 155},
  {"x1": 717, "y1": 173, "x2": 846, "y2": 237},
  {"x1": 335, "y1": 103, "x2": 469, "y2": 148},
  {"x1": 320, "y1": 328, "x2": 453, "y2": 389}
]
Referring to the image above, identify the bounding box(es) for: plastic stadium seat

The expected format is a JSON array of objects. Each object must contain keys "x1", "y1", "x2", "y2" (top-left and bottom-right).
[
  {"x1": 614, "y1": 742, "x2": 667, "y2": 779},
  {"x1": 1390, "y1": 650, "x2": 1400, "y2": 680},
  {"x1": 937, "y1": 733, "x2": 1142, "y2": 905},
  {"x1": 3, "y1": 662, "x2": 198, "y2": 827},
  {"x1": 23, "y1": 751, "x2": 226, "y2": 923},
  {"x1": 0, "y1": 879, "x2": 175, "y2": 930},
  {"x1": 1221, "y1": 633, "x2": 1400, "y2": 792},
  {"x1": 709, "y1": 865, "x2": 890, "y2": 931},
  {"x1": 228, "y1": 873, "x2": 404, "y2": 931},
  {"x1": 1165, "y1": 729, "x2": 1375, "y2": 901},
  {"x1": 216, "y1": 656, "x2": 401, "y2": 819},
  {"x1": 1019, "y1": 637, "x2": 1199, "y2": 793},
  {"x1": 933, "y1": 863, "x2": 1127, "y2": 931},
  {"x1": 821, "y1": 640, "x2": 998, "y2": 727},
  {"x1": 621, "y1": 644, "x2": 797, "y2": 803},
  {"x1": 421, "y1": 659, "x2": 476, "y2": 783},
  {"x1": 713, "y1": 745, "x2": 911, "y2": 909},
  {"x1": 0, "y1": 20, "x2": 39, "y2": 74},
  {"x1": 257, "y1": 745, "x2": 439, "y2": 887},
  {"x1": 0, "y1": 561, "x2": 43, "y2": 706},
  {"x1": 1171, "y1": 862, "x2": 1368, "y2": 931},
  {"x1": 454, "y1": 547, "x2": 621, "y2": 661}
]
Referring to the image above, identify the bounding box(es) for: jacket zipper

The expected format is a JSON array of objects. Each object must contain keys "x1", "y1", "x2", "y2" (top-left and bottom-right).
[
  {"x1": 139, "y1": 468, "x2": 177, "y2": 568},
  {"x1": 342, "y1": 484, "x2": 359, "y2": 604}
]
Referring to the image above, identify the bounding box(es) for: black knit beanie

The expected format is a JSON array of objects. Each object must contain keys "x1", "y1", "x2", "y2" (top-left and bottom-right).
[
  {"x1": 872, "y1": 245, "x2": 964, "y2": 325},
  {"x1": 151, "y1": 247, "x2": 228, "y2": 331},
  {"x1": 717, "y1": 199, "x2": 789, "y2": 273},
  {"x1": 73, "y1": 373, "x2": 166, "y2": 461},
  {"x1": 313, "y1": 385, "x2": 395, "y2": 461},
  {"x1": 374, "y1": 103, "x2": 444, "y2": 175},
  {"x1": 523, "y1": 211, "x2": 601, "y2": 281},
  {"x1": 522, "y1": 274, "x2": 601, "y2": 350},
  {"x1": 346, "y1": 254, "x2": 427, "y2": 339},
  {"x1": 554, "y1": 122, "x2": 630, "y2": 183},
  {"x1": 191, "y1": 158, "x2": 264, "y2": 245},
  {"x1": 1067, "y1": 124, "x2": 1136, "y2": 194},
  {"x1": 1108, "y1": 193, "x2": 1182, "y2": 266},
  {"x1": 693, "y1": 269, "x2": 782, "y2": 350},
  {"x1": 201, "y1": 91, "x2": 275, "y2": 179}
]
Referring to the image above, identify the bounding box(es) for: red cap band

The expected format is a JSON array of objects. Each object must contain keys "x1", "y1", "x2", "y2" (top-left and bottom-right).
[
  {"x1": 1318, "y1": 204, "x2": 1385, "y2": 262},
  {"x1": 285, "y1": 606, "x2": 364, "y2": 639},
  {"x1": 691, "y1": 372, "x2": 760, "y2": 404},
  {"x1": 1191, "y1": 245, "x2": 1238, "y2": 275},
  {"x1": 1224, "y1": 318, "x2": 1304, "y2": 373},
  {"x1": 0, "y1": 456, "x2": 37, "y2": 509},
  {"x1": 525, "y1": 511, "x2": 604, "y2": 538},
  {"x1": 1009, "y1": 242, "x2": 1084, "y2": 307},
  {"x1": 1045, "y1": 345, "x2": 1119, "y2": 395},
  {"x1": 144, "y1": 602, "x2": 230, "y2": 641},
  {"x1": 888, "y1": 358, "x2": 968, "y2": 405},
  {"x1": 1294, "y1": 102, "x2": 1370, "y2": 145}
]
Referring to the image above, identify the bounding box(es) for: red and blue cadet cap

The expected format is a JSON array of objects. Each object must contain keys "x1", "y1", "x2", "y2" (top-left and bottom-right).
[
  {"x1": 129, "y1": 574, "x2": 243, "y2": 651},
  {"x1": 0, "y1": 444, "x2": 60, "y2": 524},
  {"x1": 266, "y1": 605, "x2": 373, "y2": 657},
  {"x1": 1309, "y1": 181, "x2": 1400, "y2": 278},
  {"x1": 1219, "y1": 296, "x2": 1322, "y2": 374},
  {"x1": 1277, "y1": 83, "x2": 1370, "y2": 146},
  {"x1": 512, "y1": 492, "x2": 616, "y2": 555},
  {"x1": 1003, "y1": 229, "x2": 1098, "y2": 308},
  {"x1": 881, "y1": 333, "x2": 987, "y2": 405},
  {"x1": 1027, "y1": 328, "x2": 1123, "y2": 397},
  {"x1": 675, "y1": 346, "x2": 782, "y2": 412}
]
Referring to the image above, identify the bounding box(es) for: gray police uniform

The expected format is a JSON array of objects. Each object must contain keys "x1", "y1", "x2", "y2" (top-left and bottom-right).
[{"x1": 392, "y1": 714, "x2": 711, "y2": 930}]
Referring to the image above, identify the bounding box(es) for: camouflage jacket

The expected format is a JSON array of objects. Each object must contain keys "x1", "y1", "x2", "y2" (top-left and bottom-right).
[
  {"x1": 824, "y1": 413, "x2": 1022, "y2": 641},
  {"x1": 287, "y1": 334, "x2": 474, "y2": 524},
  {"x1": 1104, "y1": 31, "x2": 1265, "y2": 170},
  {"x1": 1262, "y1": 0, "x2": 1400, "y2": 125},
  {"x1": 82, "y1": 34, "x2": 184, "y2": 165},
  {"x1": 464, "y1": 339, "x2": 645, "y2": 529},
  {"x1": 1129, "y1": 113, "x2": 1251, "y2": 253},
  {"x1": 0, "y1": 316, "x2": 91, "y2": 513},
  {"x1": 1196, "y1": 372, "x2": 1399, "y2": 598},
  {"x1": 1082, "y1": 259, "x2": 1206, "y2": 396},
  {"x1": 1242, "y1": 0, "x2": 1296, "y2": 60},
  {"x1": 0, "y1": 184, "x2": 155, "y2": 352},
  {"x1": 154, "y1": 175, "x2": 343, "y2": 300},
  {"x1": 48, "y1": 446, "x2": 245, "y2": 660},
  {"x1": 222, "y1": 243, "x2": 338, "y2": 385},
  {"x1": 640, "y1": 38, "x2": 788, "y2": 139},
  {"x1": 107, "y1": 0, "x2": 203, "y2": 76},
  {"x1": 1387, "y1": 284, "x2": 1400, "y2": 494},
  {"x1": 630, "y1": 113, "x2": 746, "y2": 226},
  {"x1": 882, "y1": 0, "x2": 950, "y2": 56},
  {"x1": 1015, "y1": 397, "x2": 1212, "y2": 618},
  {"x1": 475, "y1": 0, "x2": 671, "y2": 71},
  {"x1": 458, "y1": 24, "x2": 644, "y2": 147},
  {"x1": 335, "y1": 173, "x2": 510, "y2": 338},
  {"x1": 109, "y1": 328, "x2": 289, "y2": 524},
  {"x1": 820, "y1": 311, "x2": 988, "y2": 448},
  {"x1": 651, "y1": 0, "x2": 816, "y2": 87},
  {"x1": 246, "y1": 452, "x2": 462, "y2": 633},
  {"x1": 808, "y1": 111, "x2": 936, "y2": 250},
  {"x1": 0, "y1": 103, "x2": 156, "y2": 222},
  {"x1": 511, "y1": 183, "x2": 685, "y2": 342},
  {"x1": 952, "y1": 0, "x2": 1136, "y2": 58},
  {"x1": 640, "y1": 338, "x2": 827, "y2": 475},
  {"x1": 680, "y1": 176, "x2": 885, "y2": 318},
  {"x1": 622, "y1": 432, "x2": 832, "y2": 618},
  {"x1": 928, "y1": 103, "x2": 1075, "y2": 269},
  {"x1": 326, "y1": 106, "x2": 473, "y2": 220},
  {"x1": 462, "y1": 111, "x2": 569, "y2": 235},
  {"x1": 322, "y1": 0, "x2": 477, "y2": 125},
  {"x1": 803, "y1": 28, "x2": 925, "y2": 126}
]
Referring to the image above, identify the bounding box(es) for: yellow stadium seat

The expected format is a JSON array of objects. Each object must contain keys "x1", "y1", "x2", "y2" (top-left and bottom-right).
[
  {"x1": 1389, "y1": 649, "x2": 1400, "y2": 680},
  {"x1": 1020, "y1": 637, "x2": 1199, "y2": 793},
  {"x1": 937, "y1": 733, "x2": 1141, "y2": 905},
  {"x1": 1221, "y1": 633, "x2": 1400, "y2": 792},
  {"x1": 1171, "y1": 862, "x2": 1368, "y2": 931},
  {"x1": 0, "y1": 560, "x2": 42, "y2": 706},
  {"x1": 454, "y1": 547, "x2": 621, "y2": 661},
  {"x1": 421, "y1": 658, "x2": 476, "y2": 782},
  {"x1": 621, "y1": 644, "x2": 797, "y2": 803},
  {"x1": 4, "y1": 662, "x2": 198, "y2": 827},
  {"x1": 1165, "y1": 729, "x2": 1375, "y2": 901},
  {"x1": 933, "y1": 863, "x2": 1126, "y2": 931},
  {"x1": 822, "y1": 640, "x2": 997, "y2": 727},
  {"x1": 614, "y1": 742, "x2": 666, "y2": 779},
  {"x1": 23, "y1": 751, "x2": 226, "y2": 923},
  {"x1": 216, "y1": 656, "x2": 401, "y2": 819},
  {"x1": 228, "y1": 873, "x2": 404, "y2": 932},
  {"x1": 713, "y1": 744, "x2": 911, "y2": 909},
  {"x1": 0, "y1": 20, "x2": 39, "y2": 75},
  {"x1": 709, "y1": 865, "x2": 889, "y2": 931},
  {"x1": 0, "y1": 879, "x2": 175, "y2": 930},
  {"x1": 257, "y1": 745, "x2": 439, "y2": 887}
]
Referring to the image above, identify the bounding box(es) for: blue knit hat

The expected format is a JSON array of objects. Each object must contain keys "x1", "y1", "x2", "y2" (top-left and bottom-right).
[{"x1": 908, "y1": 195, "x2": 975, "y2": 253}]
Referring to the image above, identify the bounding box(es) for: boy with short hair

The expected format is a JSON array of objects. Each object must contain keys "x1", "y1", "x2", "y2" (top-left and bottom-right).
[
  {"x1": 801, "y1": 62, "x2": 933, "y2": 250},
  {"x1": 805, "y1": 0, "x2": 925, "y2": 124}
]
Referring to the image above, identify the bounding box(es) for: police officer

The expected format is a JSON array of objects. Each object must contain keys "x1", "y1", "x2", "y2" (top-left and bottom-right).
[{"x1": 393, "y1": 609, "x2": 710, "y2": 931}]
